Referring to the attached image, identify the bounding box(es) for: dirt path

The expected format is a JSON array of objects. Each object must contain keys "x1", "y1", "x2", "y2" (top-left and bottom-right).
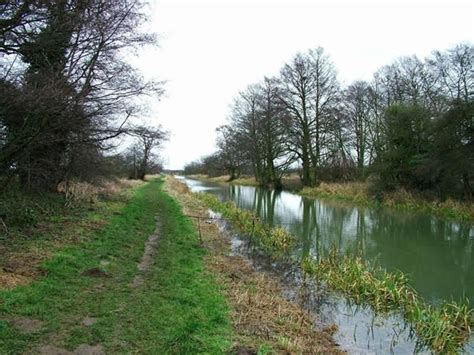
[{"x1": 130, "y1": 217, "x2": 161, "y2": 288}]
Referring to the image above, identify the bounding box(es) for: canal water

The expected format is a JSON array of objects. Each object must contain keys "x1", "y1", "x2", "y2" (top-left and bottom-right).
[
  {"x1": 180, "y1": 177, "x2": 474, "y2": 353},
  {"x1": 183, "y1": 178, "x2": 473, "y2": 303}
]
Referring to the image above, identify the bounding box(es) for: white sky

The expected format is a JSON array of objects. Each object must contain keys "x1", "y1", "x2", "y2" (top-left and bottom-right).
[{"x1": 132, "y1": 0, "x2": 473, "y2": 170}]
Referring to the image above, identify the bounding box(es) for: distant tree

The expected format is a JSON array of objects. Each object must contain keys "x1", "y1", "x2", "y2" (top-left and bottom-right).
[
  {"x1": 127, "y1": 125, "x2": 168, "y2": 180},
  {"x1": 216, "y1": 125, "x2": 246, "y2": 180}
]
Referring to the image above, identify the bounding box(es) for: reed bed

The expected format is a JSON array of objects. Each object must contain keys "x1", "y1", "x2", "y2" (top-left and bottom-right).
[{"x1": 197, "y1": 191, "x2": 473, "y2": 353}]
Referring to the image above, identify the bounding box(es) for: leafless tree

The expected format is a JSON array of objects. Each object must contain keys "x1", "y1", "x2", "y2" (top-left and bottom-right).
[
  {"x1": 126, "y1": 125, "x2": 168, "y2": 180},
  {"x1": 278, "y1": 47, "x2": 340, "y2": 186}
]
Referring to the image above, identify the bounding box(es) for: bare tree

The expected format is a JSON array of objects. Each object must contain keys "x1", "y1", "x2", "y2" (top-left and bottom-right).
[
  {"x1": 127, "y1": 125, "x2": 168, "y2": 180},
  {"x1": 278, "y1": 47, "x2": 340, "y2": 186},
  {"x1": 343, "y1": 81, "x2": 371, "y2": 174}
]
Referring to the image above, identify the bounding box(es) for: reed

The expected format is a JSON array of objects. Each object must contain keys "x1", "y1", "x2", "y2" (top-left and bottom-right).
[{"x1": 301, "y1": 252, "x2": 473, "y2": 353}]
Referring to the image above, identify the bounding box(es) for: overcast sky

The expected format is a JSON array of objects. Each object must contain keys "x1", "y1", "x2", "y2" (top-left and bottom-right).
[{"x1": 132, "y1": 0, "x2": 473, "y2": 170}]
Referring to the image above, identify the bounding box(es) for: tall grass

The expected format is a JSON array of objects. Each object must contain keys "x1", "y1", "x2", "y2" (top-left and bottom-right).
[
  {"x1": 301, "y1": 252, "x2": 473, "y2": 353},
  {"x1": 196, "y1": 192, "x2": 473, "y2": 353}
]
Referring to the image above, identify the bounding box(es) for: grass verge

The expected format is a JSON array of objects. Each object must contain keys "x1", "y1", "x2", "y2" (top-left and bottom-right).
[
  {"x1": 195, "y1": 190, "x2": 473, "y2": 353},
  {"x1": 194, "y1": 193, "x2": 294, "y2": 255},
  {"x1": 0, "y1": 178, "x2": 231, "y2": 353}
]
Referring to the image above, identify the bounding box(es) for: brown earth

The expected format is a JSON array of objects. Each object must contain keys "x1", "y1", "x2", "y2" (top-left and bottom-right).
[{"x1": 130, "y1": 218, "x2": 161, "y2": 288}]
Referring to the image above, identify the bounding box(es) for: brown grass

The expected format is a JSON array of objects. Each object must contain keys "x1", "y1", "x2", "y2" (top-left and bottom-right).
[
  {"x1": 298, "y1": 182, "x2": 474, "y2": 223},
  {"x1": 300, "y1": 182, "x2": 370, "y2": 203},
  {"x1": 58, "y1": 178, "x2": 143, "y2": 206},
  {"x1": 165, "y1": 176, "x2": 342, "y2": 354},
  {"x1": 186, "y1": 174, "x2": 259, "y2": 187},
  {"x1": 0, "y1": 270, "x2": 31, "y2": 290}
]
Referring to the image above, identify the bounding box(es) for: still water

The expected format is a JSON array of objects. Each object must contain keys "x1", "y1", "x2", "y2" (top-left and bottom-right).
[
  {"x1": 184, "y1": 178, "x2": 474, "y2": 304},
  {"x1": 182, "y1": 177, "x2": 474, "y2": 353}
]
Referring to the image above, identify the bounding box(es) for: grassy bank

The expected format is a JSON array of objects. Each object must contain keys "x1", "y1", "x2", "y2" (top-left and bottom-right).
[
  {"x1": 299, "y1": 182, "x2": 474, "y2": 223},
  {"x1": 187, "y1": 174, "x2": 259, "y2": 187},
  {"x1": 0, "y1": 179, "x2": 140, "y2": 289},
  {"x1": 195, "y1": 190, "x2": 474, "y2": 353},
  {"x1": 0, "y1": 179, "x2": 231, "y2": 353},
  {"x1": 194, "y1": 193, "x2": 294, "y2": 255},
  {"x1": 302, "y1": 253, "x2": 473, "y2": 353}
]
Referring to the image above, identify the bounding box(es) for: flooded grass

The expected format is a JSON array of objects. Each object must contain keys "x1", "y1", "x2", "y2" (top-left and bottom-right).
[
  {"x1": 301, "y1": 253, "x2": 473, "y2": 353},
  {"x1": 167, "y1": 177, "x2": 341, "y2": 353},
  {"x1": 196, "y1": 191, "x2": 473, "y2": 353},
  {"x1": 195, "y1": 193, "x2": 294, "y2": 254}
]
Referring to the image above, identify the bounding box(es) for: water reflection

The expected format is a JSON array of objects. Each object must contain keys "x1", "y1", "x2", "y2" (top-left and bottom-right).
[{"x1": 186, "y1": 178, "x2": 474, "y2": 304}]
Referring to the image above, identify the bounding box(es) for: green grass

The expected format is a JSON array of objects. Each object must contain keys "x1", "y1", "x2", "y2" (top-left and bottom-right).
[{"x1": 0, "y1": 179, "x2": 232, "y2": 354}]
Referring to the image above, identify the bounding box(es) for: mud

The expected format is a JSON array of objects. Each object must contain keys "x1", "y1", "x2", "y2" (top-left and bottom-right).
[
  {"x1": 130, "y1": 218, "x2": 160, "y2": 288},
  {"x1": 10, "y1": 317, "x2": 44, "y2": 334},
  {"x1": 37, "y1": 344, "x2": 104, "y2": 355}
]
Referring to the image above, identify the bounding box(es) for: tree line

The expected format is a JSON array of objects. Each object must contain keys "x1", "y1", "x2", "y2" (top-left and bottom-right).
[
  {"x1": 0, "y1": 0, "x2": 167, "y2": 193},
  {"x1": 185, "y1": 44, "x2": 473, "y2": 200}
]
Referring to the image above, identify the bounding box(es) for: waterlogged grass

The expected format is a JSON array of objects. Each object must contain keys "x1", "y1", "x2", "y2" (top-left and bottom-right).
[
  {"x1": 302, "y1": 253, "x2": 473, "y2": 353},
  {"x1": 194, "y1": 193, "x2": 293, "y2": 255},
  {"x1": 196, "y1": 191, "x2": 473, "y2": 353}
]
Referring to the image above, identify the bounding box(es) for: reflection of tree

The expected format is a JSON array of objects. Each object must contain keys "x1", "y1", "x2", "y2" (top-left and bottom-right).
[
  {"x1": 250, "y1": 187, "x2": 278, "y2": 224},
  {"x1": 228, "y1": 185, "x2": 239, "y2": 204},
  {"x1": 300, "y1": 198, "x2": 321, "y2": 260},
  {"x1": 222, "y1": 182, "x2": 474, "y2": 303},
  {"x1": 265, "y1": 189, "x2": 278, "y2": 225},
  {"x1": 356, "y1": 209, "x2": 367, "y2": 256},
  {"x1": 317, "y1": 202, "x2": 355, "y2": 254}
]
